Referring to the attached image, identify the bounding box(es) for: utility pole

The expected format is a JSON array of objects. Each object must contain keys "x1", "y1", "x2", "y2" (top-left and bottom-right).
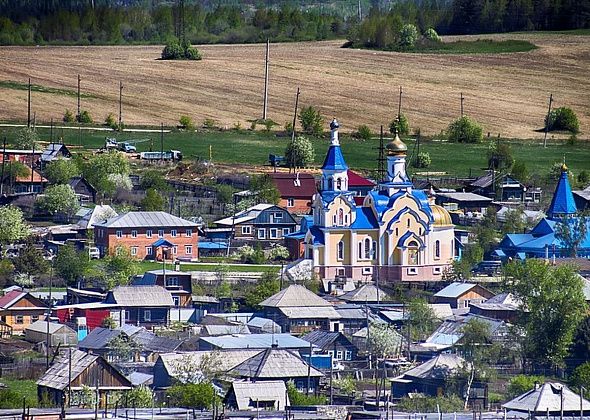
[
  {"x1": 543, "y1": 93, "x2": 553, "y2": 148},
  {"x1": 118, "y1": 81, "x2": 123, "y2": 129},
  {"x1": 30, "y1": 141, "x2": 35, "y2": 193},
  {"x1": 262, "y1": 39, "x2": 270, "y2": 121},
  {"x1": 160, "y1": 123, "x2": 164, "y2": 158},
  {"x1": 27, "y1": 78, "x2": 31, "y2": 128},
  {"x1": 377, "y1": 125, "x2": 385, "y2": 181},
  {"x1": 291, "y1": 87, "x2": 300, "y2": 142},
  {"x1": 398, "y1": 86, "x2": 403, "y2": 119},
  {"x1": 358, "y1": 0, "x2": 362, "y2": 20},
  {"x1": 45, "y1": 258, "x2": 53, "y2": 370},
  {"x1": 77, "y1": 74, "x2": 81, "y2": 121},
  {"x1": 0, "y1": 137, "x2": 6, "y2": 196},
  {"x1": 460, "y1": 92, "x2": 464, "y2": 117}
]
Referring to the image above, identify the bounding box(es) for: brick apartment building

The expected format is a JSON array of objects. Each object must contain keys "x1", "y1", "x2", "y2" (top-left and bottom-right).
[
  {"x1": 268, "y1": 172, "x2": 317, "y2": 215},
  {"x1": 94, "y1": 211, "x2": 199, "y2": 260}
]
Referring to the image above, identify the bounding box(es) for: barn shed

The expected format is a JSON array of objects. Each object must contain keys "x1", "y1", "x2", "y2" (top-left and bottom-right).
[{"x1": 24, "y1": 321, "x2": 77, "y2": 347}]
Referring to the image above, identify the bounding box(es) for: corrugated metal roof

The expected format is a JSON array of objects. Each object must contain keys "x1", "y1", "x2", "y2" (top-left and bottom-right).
[
  {"x1": 260, "y1": 285, "x2": 331, "y2": 308},
  {"x1": 230, "y1": 348, "x2": 323, "y2": 379},
  {"x1": 26, "y1": 321, "x2": 74, "y2": 335},
  {"x1": 503, "y1": 382, "x2": 590, "y2": 413},
  {"x1": 78, "y1": 327, "x2": 121, "y2": 350},
  {"x1": 214, "y1": 204, "x2": 274, "y2": 226},
  {"x1": 279, "y1": 306, "x2": 341, "y2": 319},
  {"x1": 106, "y1": 285, "x2": 174, "y2": 307},
  {"x1": 247, "y1": 317, "x2": 281, "y2": 333},
  {"x1": 269, "y1": 172, "x2": 317, "y2": 199},
  {"x1": 433, "y1": 282, "x2": 477, "y2": 298},
  {"x1": 230, "y1": 380, "x2": 288, "y2": 410},
  {"x1": 159, "y1": 350, "x2": 262, "y2": 379},
  {"x1": 301, "y1": 330, "x2": 348, "y2": 349},
  {"x1": 203, "y1": 324, "x2": 251, "y2": 336},
  {"x1": 199, "y1": 333, "x2": 311, "y2": 350},
  {"x1": 401, "y1": 354, "x2": 466, "y2": 380},
  {"x1": 77, "y1": 205, "x2": 117, "y2": 229},
  {"x1": 340, "y1": 284, "x2": 390, "y2": 303},
  {"x1": 436, "y1": 192, "x2": 493, "y2": 202},
  {"x1": 98, "y1": 211, "x2": 198, "y2": 228}
]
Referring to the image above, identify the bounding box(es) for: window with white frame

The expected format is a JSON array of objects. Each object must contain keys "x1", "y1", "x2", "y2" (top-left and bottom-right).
[
  {"x1": 173, "y1": 246, "x2": 178, "y2": 254},
  {"x1": 125, "y1": 310, "x2": 130, "y2": 321},
  {"x1": 372, "y1": 241, "x2": 377, "y2": 259},
  {"x1": 131, "y1": 230, "x2": 137, "y2": 238},
  {"x1": 364, "y1": 238, "x2": 371, "y2": 259},
  {"x1": 144, "y1": 310, "x2": 151, "y2": 321},
  {"x1": 171, "y1": 229, "x2": 177, "y2": 237},
  {"x1": 185, "y1": 229, "x2": 192, "y2": 237},
  {"x1": 146, "y1": 230, "x2": 152, "y2": 238},
  {"x1": 242, "y1": 226, "x2": 252, "y2": 235},
  {"x1": 166, "y1": 277, "x2": 179, "y2": 287},
  {"x1": 158, "y1": 229, "x2": 164, "y2": 237},
  {"x1": 116, "y1": 230, "x2": 122, "y2": 238},
  {"x1": 345, "y1": 350, "x2": 352, "y2": 360},
  {"x1": 146, "y1": 246, "x2": 153, "y2": 256},
  {"x1": 185, "y1": 245, "x2": 193, "y2": 255},
  {"x1": 130, "y1": 247, "x2": 138, "y2": 256},
  {"x1": 287, "y1": 198, "x2": 294, "y2": 207},
  {"x1": 274, "y1": 212, "x2": 283, "y2": 220},
  {"x1": 258, "y1": 228, "x2": 266, "y2": 239},
  {"x1": 282, "y1": 227, "x2": 290, "y2": 236},
  {"x1": 15, "y1": 315, "x2": 24, "y2": 324},
  {"x1": 270, "y1": 228, "x2": 278, "y2": 239},
  {"x1": 362, "y1": 267, "x2": 372, "y2": 275},
  {"x1": 336, "y1": 350, "x2": 343, "y2": 360},
  {"x1": 173, "y1": 296, "x2": 180, "y2": 306},
  {"x1": 435, "y1": 240, "x2": 441, "y2": 259}
]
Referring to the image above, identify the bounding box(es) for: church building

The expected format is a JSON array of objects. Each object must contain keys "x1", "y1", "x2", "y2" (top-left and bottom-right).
[{"x1": 303, "y1": 119, "x2": 455, "y2": 283}]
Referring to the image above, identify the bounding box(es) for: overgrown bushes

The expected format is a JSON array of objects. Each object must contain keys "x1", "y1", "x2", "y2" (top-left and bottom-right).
[
  {"x1": 161, "y1": 39, "x2": 202, "y2": 60},
  {"x1": 447, "y1": 116, "x2": 483, "y2": 143},
  {"x1": 545, "y1": 107, "x2": 580, "y2": 133}
]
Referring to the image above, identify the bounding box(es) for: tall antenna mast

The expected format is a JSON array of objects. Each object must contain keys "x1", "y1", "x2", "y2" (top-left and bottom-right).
[
  {"x1": 398, "y1": 86, "x2": 403, "y2": 119},
  {"x1": 290, "y1": 88, "x2": 301, "y2": 173},
  {"x1": 543, "y1": 93, "x2": 553, "y2": 148},
  {"x1": 378, "y1": 126, "x2": 385, "y2": 181},
  {"x1": 27, "y1": 78, "x2": 31, "y2": 128},
  {"x1": 262, "y1": 39, "x2": 270, "y2": 120}
]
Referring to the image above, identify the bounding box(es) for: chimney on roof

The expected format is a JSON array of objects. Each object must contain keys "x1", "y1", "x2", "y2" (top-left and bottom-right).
[{"x1": 271, "y1": 342, "x2": 278, "y2": 349}]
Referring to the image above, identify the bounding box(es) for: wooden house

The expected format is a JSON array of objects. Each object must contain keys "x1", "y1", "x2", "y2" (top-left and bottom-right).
[
  {"x1": 13, "y1": 166, "x2": 48, "y2": 194},
  {"x1": 259, "y1": 285, "x2": 341, "y2": 334},
  {"x1": 0, "y1": 290, "x2": 49, "y2": 334},
  {"x1": 24, "y1": 320, "x2": 77, "y2": 347},
  {"x1": 432, "y1": 282, "x2": 494, "y2": 309},
  {"x1": 301, "y1": 330, "x2": 357, "y2": 363},
  {"x1": 37, "y1": 349, "x2": 131, "y2": 408},
  {"x1": 224, "y1": 380, "x2": 289, "y2": 411},
  {"x1": 68, "y1": 176, "x2": 97, "y2": 204},
  {"x1": 268, "y1": 172, "x2": 317, "y2": 215},
  {"x1": 133, "y1": 269, "x2": 192, "y2": 307},
  {"x1": 40, "y1": 144, "x2": 72, "y2": 165},
  {"x1": 103, "y1": 285, "x2": 174, "y2": 328},
  {"x1": 214, "y1": 204, "x2": 297, "y2": 242}
]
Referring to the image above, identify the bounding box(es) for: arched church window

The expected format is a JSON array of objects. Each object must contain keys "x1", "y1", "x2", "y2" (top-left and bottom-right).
[
  {"x1": 364, "y1": 238, "x2": 371, "y2": 259},
  {"x1": 358, "y1": 242, "x2": 363, "y2": 259},
  {"x1": 337, "y1": 241, "x2": 344, "y2": 260},
  {"x1": 338, "y1": 208, "x2": 344, "y2": 225},
  {"x1": 372, "y1": 241, "x2": 377, "y2": 259},
  {"x1": 408, "y1": 240, "x2": 419, "y2": 265},
  {"x1": 336, "y1": 178, "x2": 342, "y2": 190},
  {"x1": 407, "y1": 219, "x2": 410, "y2": 228},
  {"x1": 328, "y1": 178, "x2": 333, "y2": 190},
  {"x1": 435, "y1": 240, "x2": 440, "y2": 258}
]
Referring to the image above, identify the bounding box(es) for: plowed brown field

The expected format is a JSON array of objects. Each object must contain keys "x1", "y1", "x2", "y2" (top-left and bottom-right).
[{"x1": 0, "y1": 33, "x2": 588, "y2": 138}]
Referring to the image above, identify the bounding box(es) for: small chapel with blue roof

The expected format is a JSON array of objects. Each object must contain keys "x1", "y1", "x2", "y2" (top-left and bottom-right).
[
  {"x1": 496, "y1": 163, "x2": 590, "y2": 260},
  {"x1": 303, "y1": 119, "x2": 456, "y2": 282}
]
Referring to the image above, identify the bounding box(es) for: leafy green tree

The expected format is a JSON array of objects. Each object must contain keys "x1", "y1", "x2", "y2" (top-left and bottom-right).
[
  {"x1": 285, "y1": 136, "x2": 314, "y2": 169},
  {"x1": 407, "y1": 298, "x2": 436, "y2": 341},
  {"x1": 299, "y1": 106, "x2": 323, "y2": 137},
  {"x1": 244, "y1": 270, "x2": 280, "y2": 308},
  {"x1": 125, "y1": 385, "x2": 153, "y2": 408},
  {"x1": 1, "y1": 161, "x2": 28, "y2": 188},
  {"x1": 38, "y1": 184, "x2": 79, "y2": 221},
  {"x1": 12, "y1": 240, "x2": 49, "y2": 282},
  {"x1": 397, "y1": 395, "x2": 464, "y2": 412},
  {"x1": 578, "y1": 170, "x2": 590, "y2": 188},
  {"x1": 506, "y1": 260, "x2": 587, "y2": 367},
  {"x1": 101, "y1": 317, "x2": 117, "y2": 329},
  {"x1": 98, "y1": 246, "x2": 138, "y2": 289},
  {"x1": 14, "y1": 127, "x2": 39, "y2": 149},
  {"x1": 140, "y1": 188, "x2": 164, "y2": 211},
  {"x1": 249, "y1": 174, "x2": 280, "y2": 205},
  {"x1": 63, "y1": 109, "x2": 74, "y2": 123},
  {"x1": 54, "y1": 244, "x2": 90, "y2": 285},
  {"x1": 447, "y1": 116, "x2": 483, "y2": 143},
  {"x1": 487, "y1": 141, "x2": 514, "y2": 171},
  {"x1": 0, "y1": 206, "x2": 30, "y2": 255},
  {"x1": 140, "y1": 170, "x2": 168, "y2": 191},
  {"x1": 413, "y1": 151, "x2": 431, "y2": 168},
  {"x1": 389, "y1": 113, "x2": 410, "y2": 135},
  {"x1": 286, "y1": 380, "x2": 326, "y2": 406},
  {"x1": 451, "y1": 243, "x2": 483, "y2": 279},
  {"x1": 555, "y1": 215, "x2": 588, "y2": 257},
  {"x1": 424, "y1": 28, "x2": 441, "y2": 42},
  {"x1": 77, "y1": 110, "x2": 93, "y2": 124},
  {"x1": 167, "y1": 382, "x2": 215, "y2": 409},
  {"x1": 570, "y1": 362, "x2": 590, "y2": 390},
  {"x1": 216, "y1": 184, "x2": 236, "y2": 205},
  {"x1": 508, "y1": 375, "x2": 545, "y2": 398},
  {"x1": 44, "y1": 159, "x2": 79, "y2": 185},
  {"x1": 0, "y1": 260, "x2": 13, "y2": 288},
  {"x1": 399, "y1": 23, "x2": 418, "y2": 48},
  {"x1": 545, "y1": 107, "x2": 580, "y2": 133},
  {"x1": 368, "y1": 324, "x2": 403, "y2": 359},
  {"x1": 333, "y1": 375, "x2": 356, "y2": 397},
  {"x1": 179, "y1": 115, "x2": 194, "y2": 130},
  {"x1": 511, "y1": 159, "x2": 529, "y2": 182},
  {"x1": 354, "y1": 125, "x2": 372, "y2": 141},
  {"x1": 501, "y1": 208, "x2": 527, "y2": 235},
  {"x1": 105, "y1": 113, "x2": 118, "y2": 130},
  {"x1": 269, "y1": 245, "x2": 289, "y2": 261},
  {"x1": 81, "y1": 151, "x2": 130, "y2": 197}
]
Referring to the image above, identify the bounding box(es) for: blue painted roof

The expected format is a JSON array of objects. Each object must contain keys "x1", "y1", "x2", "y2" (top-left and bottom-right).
[
  {"x1": 547, "y1": 169, "x2": 577, "y2": 218},
  {"x1": 350, "y1": 207, "x2": 379, "y2": 229},
  {"x1": 309, "y1": 226, "x2": 325, "y2": 245},
  {"x1": 531, "y1": 218, "x2": 556, "y2": 235},
  {"x1": 321, "y1": 145, "x2": 348, "y2": 171},
  {"x1": 199, "y1": 242, "x2": 228, "y2": 250},
  {"x1": 152, "y1": 238, "x2": 176, "y2": 248}
]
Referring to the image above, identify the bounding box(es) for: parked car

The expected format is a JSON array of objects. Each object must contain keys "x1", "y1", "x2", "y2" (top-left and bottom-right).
[
  {"x1": 471, "y1": 260, "x2": 502, "y2": 276},
  {"x1": 88, "y1": 247, "x2": 100, "y2": 259}
]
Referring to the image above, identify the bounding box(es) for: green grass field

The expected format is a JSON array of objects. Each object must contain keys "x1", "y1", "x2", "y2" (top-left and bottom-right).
[
  {"x1": 2, "y1": 126, "x2": 587, "y2": 178},
  {"x1": 1, "y1": 378, "x2": 38, "y2": 408}
]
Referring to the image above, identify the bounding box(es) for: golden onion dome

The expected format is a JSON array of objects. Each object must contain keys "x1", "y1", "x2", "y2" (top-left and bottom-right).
[
  {"x1": 431, "y1": 204, "x2": 453, "y2": 227},
  {"x1": 561, "y1": 162, "x2": 568, "y2": 172},
  {"x1": 385, "y1": 133, "x2": 408, "y2": 156}
]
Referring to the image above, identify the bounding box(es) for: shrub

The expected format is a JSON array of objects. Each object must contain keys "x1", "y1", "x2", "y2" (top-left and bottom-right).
[
  {"x1": 413, "y1": 151, "x2": 431, "y2": 168},
  {"x1": 77, "y1": 110, "x2": 93, "y2": 124},
  {"x1": 399, "y1": 24, "x2": 419, "y2": 48},
  {"x1": 263, "y1": 119, "x2": 277, "y2": 132},
  {"x1": 299, "y1": 105, "x2": 323, "y2": 137},
  {"x1": 105, "y1": 113, "x2": 117, "y2": 130},
  {"x1": 167, "y1": 382, "x2": 215, "y2": 409},
  {"x1": 487, "y1": 142, "x2": 514, "y2": 170},
  {"x1": 284, "y1": 121, "x2": 294, "y2": 136},
  {"x1": 183, "y1": 42, "x2": 202, "y2": 60},
  {"x1": 179, "y1": 115, "x2": 194, "y2": 130},
  {"x1": 286, "y1": 381, "x2": 326, "y2": 406},
  {"x1": 285, "y1": 136, "x2": 315, "y2": 168},
  {"x1": 508, "y1": 375, "x2": 545, "y2": 398},
  {"x1": 389, "y1": 113, "x2": 410, "y2": 135},
  {"x1": 447, "y1": 115, "x2": 483, "y2": 143},
  {"x1": 14, "y1": 127, "x2": 39, "y2": 149},
  {"x1": 424, "y1": 28, "x2": 441, "y2": 42},
  {"x1": 203, "y1": 118, "x2": 217, "y2": 129},
  {"x1": 269, "y1": 245, "x2": 289, "y2": 261},
  {"x1": 354, "y1": 125, "x2": 372, "y2": 141},
  {"x1": 545, "y1": 107, "x2": 579, "y2": 133},
  {"x1": 63, "y1": 109, "x2": 74, "y2": 123},
  {"x1": 511, "y1": 160, "x2": 529, "y2": 182},
  {"x1": 161, "y1": 39, "x2": 183, "y2": 60},
  {"x1": 397, "y1": 394, "x2": 464, "y2": 412}
]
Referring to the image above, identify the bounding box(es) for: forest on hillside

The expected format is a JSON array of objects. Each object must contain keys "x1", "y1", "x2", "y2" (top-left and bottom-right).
[{"x1": 0, "y1": 0, "x2": 587, "y2": 46}]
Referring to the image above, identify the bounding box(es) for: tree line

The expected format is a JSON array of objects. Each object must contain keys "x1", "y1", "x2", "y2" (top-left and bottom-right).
[{"x1": 0, "y1": 0, "x2": 588, "y2": 46}]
